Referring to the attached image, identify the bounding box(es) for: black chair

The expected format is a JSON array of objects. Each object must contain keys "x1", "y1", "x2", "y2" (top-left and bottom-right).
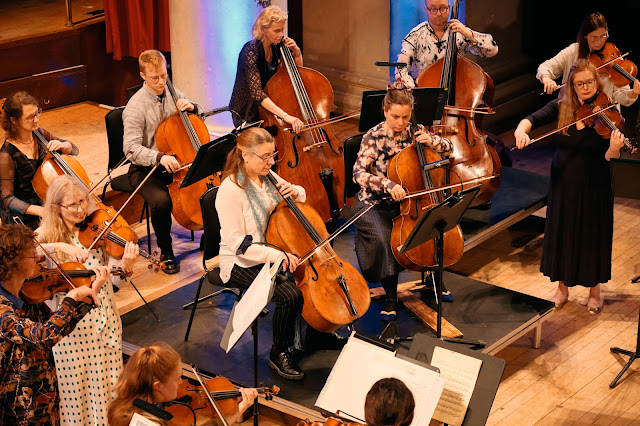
[
  {"x1": 184, "y1": 186, "x2": 244, "y2": 341},
  {"x1": 343, "y1": 134, "x2": 364, "y2": 201}
]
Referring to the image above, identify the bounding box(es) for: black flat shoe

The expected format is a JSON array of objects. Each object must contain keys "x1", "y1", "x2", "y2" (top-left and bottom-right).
[
  {"x1": 269, "y1": 349, "x2": 304, "y2": 380},
  {"x1": 305, "y1": 327, "x2": 348, "y2": 351},
  {"x1": 160, "y1": 250, "x2": 179, "y2": 275}
]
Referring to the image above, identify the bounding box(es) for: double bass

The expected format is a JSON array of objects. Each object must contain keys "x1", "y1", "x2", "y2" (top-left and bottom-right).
[
  {"x1": 261, "y1": 40, "x2": 345, "y2": 223},
  {"x1": 154, "y1": 78, "x2": 220, "y2": 231},
  {"x1": 415, "y1": 0, "x2": 501, "y2": 206}
]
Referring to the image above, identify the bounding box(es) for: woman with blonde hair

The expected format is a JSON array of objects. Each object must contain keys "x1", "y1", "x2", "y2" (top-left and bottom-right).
[
  {"x1": 107, "y1": 342, "x2": 257, "y2": 426},
  {"x1": 37, "y1": 174, "x2": 140, "y2": 425},
  {"x1": 515, "y1": 59, "x2": 626, "y2": 314},
  {"x1": 229, "y1": 5, "x2": 304, "y2": 131}
]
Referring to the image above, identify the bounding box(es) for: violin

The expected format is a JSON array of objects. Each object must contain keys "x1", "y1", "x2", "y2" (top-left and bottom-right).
[
  {"x1": 261, "y1": 40, "x2": 345, "y2": 223},
  {"x1": 298, "y1": 418, "x2": 364, "y2": 426},
  {"x1": 76, "y1": 209, "x2": 164, "y2": 270},
  {"x1": 21, "y1": 261, "x2": 128, "y2": 304},
  {"x1": 415, "y1": 0, "x2": 501, "y2": 206},
  {"x1": 589, "y1": 42, "x2": 638, "y2": 88},
  {"x1": 154, "y1": 78, "x2": 220, "y2": 231},
  {"x1": 265, "y1": 170, "x2": 371, "y2": 332},
  {"x1": 164, "y1": 376, "x2": 278, "y2": 426},
  {"x1": 388, "y1": 122, "x2": 464, "y2": 271},
  {"x1": 576, "y1": 91, "x2": 637, "y2": 153}
]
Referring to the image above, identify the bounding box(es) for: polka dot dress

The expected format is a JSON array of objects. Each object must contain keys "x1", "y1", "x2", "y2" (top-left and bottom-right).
[{"x1": 51, "y1": 235, "x2": 124, "y2": 426}]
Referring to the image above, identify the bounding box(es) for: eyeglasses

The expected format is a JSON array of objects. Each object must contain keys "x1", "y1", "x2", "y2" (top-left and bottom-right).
[
  {"x1": 146, "y1": 73, "x2": 168, "y2": 83},
  {"x1": 426, "y1": 5, "x2": 450, "y2": 14},
  {"x1": 57, "y1": 199, "x2": 87, "y2": 212},
  {"x1": 586, "y1": 32, "x2": 608, "y2": 42},
  {"x1": 573, "y1": 79, "x2": 596, "y2": 89},
  {"x1": 251, "y1": 151, "x2": 278, "y2": 162},
  {"x1": 23, "y1": 108, "x2": 42, "y2": 123}
]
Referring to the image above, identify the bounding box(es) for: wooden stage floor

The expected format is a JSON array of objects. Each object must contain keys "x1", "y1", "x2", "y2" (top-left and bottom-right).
[{"x1": 6, "y1": 102, "x2": 640, "y2": 425}]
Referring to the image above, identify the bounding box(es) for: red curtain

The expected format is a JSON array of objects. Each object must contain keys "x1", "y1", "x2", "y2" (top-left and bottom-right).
[{"x1": 104, "y1": 0, "x2": 171, "y2": 60}]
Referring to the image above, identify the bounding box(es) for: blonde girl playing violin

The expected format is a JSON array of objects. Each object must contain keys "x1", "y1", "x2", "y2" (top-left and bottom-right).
[{"x1": 36, "y1": 174, "x2": 140, "y2": 425}]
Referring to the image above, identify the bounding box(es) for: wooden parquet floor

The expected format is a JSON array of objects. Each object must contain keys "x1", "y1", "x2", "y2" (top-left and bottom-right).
[{"x1": 11, "y1": 102, "x2": 640, "y2": 425}]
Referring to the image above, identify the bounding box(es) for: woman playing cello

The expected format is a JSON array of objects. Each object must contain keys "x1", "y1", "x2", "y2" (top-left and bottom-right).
[
  {"x1": 0, "y1": 92, "x2": 79, "y2": 228},
  {"x1": 538, "y1": 12, "x2": 639, "y2": 105},
  {"x1": 353, "y1": 81, "x2": 453, "y2": 320},
  {"x1": 37, "y1": 175, "x2": 140, "y2": 425},
  {"x1": 229, "y1": 5, "x2": 304, "y2": 132},
  {"x1": 514, "y1": 59, "x2": 626, "y2": 314},
  {"x1": 107, "y1": 341, "x2": 258, "y2": 426}
]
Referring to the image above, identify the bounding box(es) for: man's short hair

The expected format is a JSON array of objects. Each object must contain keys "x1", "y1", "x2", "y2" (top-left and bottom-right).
[{"x1": 138, "y1": 50, "x2": 167, "y2": 74}]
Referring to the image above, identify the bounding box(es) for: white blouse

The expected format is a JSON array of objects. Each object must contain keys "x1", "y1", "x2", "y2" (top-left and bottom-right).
[{"x1": 216, "y1": 172, "x2": 306, "y2": 283}]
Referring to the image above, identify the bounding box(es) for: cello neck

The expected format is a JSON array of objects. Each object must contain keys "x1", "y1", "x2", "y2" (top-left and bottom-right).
[
  {"x1": 34, "y1": 129, "x2": 89, "y2": 189},
  {"x1": 440, "y1": 0, "x2": 461, "y2": 100},
  {"x1": 165, "y1": 78, "x2": 202, "y2": 151},
  {"x1": 278, "y1": 41, "x2": 317, "y2": 125}
]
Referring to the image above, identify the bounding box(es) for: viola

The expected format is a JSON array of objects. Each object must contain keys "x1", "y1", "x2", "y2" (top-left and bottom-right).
[
  {"x1": 264, "y1": 171, "x2": 370, "y2": 333},
  {"x1": 154, "y1": 78, "x2": 220, "y2": 231},
  {"x1": 21, "y1": 261, "x2": 128, "y2": 304},
  {"x1": 415, "y1": 0, "x2": 501, "y2": 206},
  {"x1": 576, "y1": 91, "x2": 637, "y2": 153},
  {"x1": 589, "y1": 42, "x2": 638, "y2": 88},
  {"x1": 261, "y1": 40, "x2": 345, "y2": 223},
  {"x1": 388, "y1": 125, "x2": 464, "y2": 270},
  {"x1": 75, "y1": 209, "x2": 164, "y2": 270},
  {"x1": 164, "y1": 376, "x2": 278, "y2": 426}
]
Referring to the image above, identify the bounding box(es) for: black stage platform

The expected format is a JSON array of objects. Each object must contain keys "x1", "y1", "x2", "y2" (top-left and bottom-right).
[{"x1": 121, "y1": 166, "x2": 553, "y2": 417}]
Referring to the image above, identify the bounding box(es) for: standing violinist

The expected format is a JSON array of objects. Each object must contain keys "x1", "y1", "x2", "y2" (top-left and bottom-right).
[
  {"x1": 514, "y1": 59, "x2": 626, "y2": 314},
  {"x1": 395, "y1": 0, "x2": 499, "y2": 88},
  {"x1": 216, "y1": 127, "x2": 346, "y2": 381},
  {"x1": 353, "y1": 81, "x2": 453, "y2": 320},
  {"x1": 37, "y1": 175, "x2": 140, "y2": 425},
  {"x1": 229, "y1": 5, "x2": 304, "y2": 132},
  {"x1": 123, "y1": 49, "x2": 203, "y2": 275},
  {"x1": 0, "y1": 92, "x2": 79, "y2": 229},
  {"x1": 0, "y1": 223, "x2": 105, "y2": 425},
  {"x1": 108, "y1": 342, "x2": 258, "y2": 426},
  {"x1": 538, "y1": 12, "x2": 640, "y2": 105}
]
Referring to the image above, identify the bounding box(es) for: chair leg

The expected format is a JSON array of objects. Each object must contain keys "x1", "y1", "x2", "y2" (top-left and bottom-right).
[
  {"x1": 185, "y1": 273, "x2": 207, "y2": 341},
  {"x1": 144, "y1": 203, "x2": 152, "y2": 254},
  {"x1": 183, "y1": 287, "x2": 240, "y2": 309},
  {"x1": 191, "y1": 230, "x2": 194, "y2": 241}
]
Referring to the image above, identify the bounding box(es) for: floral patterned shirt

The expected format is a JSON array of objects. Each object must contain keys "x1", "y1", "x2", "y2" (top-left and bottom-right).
[
  {"x1": 395, "y1": 21, "x2": 498, "y2": 87},
  {"x1": 353, "y1": 122, "x2": 453, "y2": 204}
]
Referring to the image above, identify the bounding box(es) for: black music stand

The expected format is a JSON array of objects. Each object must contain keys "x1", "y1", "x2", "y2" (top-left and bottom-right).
[
  {"x1": 609, "y1": 158, "x2": 640, "y2": 388},
  {"x1": 180, "y1": 133, "x2": 236, "y2": 188},
  {"x1": 358, "y1": 87, "x2": 447, "y2": 132},
  {"x1": 398, "y1": 186, "x2": 481, "y2": 339}
]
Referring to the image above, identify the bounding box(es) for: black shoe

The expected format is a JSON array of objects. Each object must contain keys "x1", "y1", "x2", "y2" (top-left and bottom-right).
[
  {"x1": 269, "y1": 349, "x2": 304, "y2": 380},
  {"x1": 305, "y1": 327, "x2": 348, "y2": 351},
  {"x1": 160, "y1": 250, "x2": 179, "y2": 275}
]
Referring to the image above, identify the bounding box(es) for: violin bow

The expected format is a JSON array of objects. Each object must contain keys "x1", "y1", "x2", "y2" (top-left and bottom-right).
[
  {"x1": 85, "y1": 162, "x2": 160, "y2": 252},
  {"x1": 87, "y1": 156, "x2": 130, "y2": 194},
  {"x1": 190, "y1": 365, "x2": 230, "y2": 426},
  {"x1": 13, "y1": 216, "x2": 78, "y2": 291},
  {"x1": 510, "y1": 103, "x2": 619, "y2": 151}
]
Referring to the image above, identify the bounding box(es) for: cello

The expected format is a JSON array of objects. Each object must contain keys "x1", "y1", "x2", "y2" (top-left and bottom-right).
[
  {"x1": 261, "y1": 40, "x2": 345, "y2": 223},
  {"x1": 154, "y1": 78, "x2": 220, "y2": 231},
  {"x1": 415, "y1": 0, "x2": 501, "y2": 206},
  {"x1": 264, "y1": 171, "x2": 370, "y2": 333}
]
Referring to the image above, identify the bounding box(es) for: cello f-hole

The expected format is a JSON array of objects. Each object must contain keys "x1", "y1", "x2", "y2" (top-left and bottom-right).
[
  {"x1": 319, "y1": 128, "x2": 343, "y2": 155},
  {"x1": 287, "y1": 134, "x2": 301, "y2": 168}
]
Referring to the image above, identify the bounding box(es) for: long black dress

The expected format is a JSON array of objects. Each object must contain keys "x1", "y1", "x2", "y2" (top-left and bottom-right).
[{"x1": 528, "y1": 99, "x2": 614, "y2": 287}]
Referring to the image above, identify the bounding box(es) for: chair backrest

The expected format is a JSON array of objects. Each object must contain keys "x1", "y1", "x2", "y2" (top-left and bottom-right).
[
  {"x1": 200, "y1": 186, "x2": 221, "y2": 267},
  {"x1": 343, "y1": 133, "x2": 364, "y2": 199},
  {"x1": 104, "y1": 106, "x2": 126, "y2": 171}
]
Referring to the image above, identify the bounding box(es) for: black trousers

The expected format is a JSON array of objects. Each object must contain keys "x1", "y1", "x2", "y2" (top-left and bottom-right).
[
  {"x1": 229, "y1": 264, "x2": 303, "y2": 351},
  {"x1": 128, "y1": 165, "x2": 173, "y2": 252}
]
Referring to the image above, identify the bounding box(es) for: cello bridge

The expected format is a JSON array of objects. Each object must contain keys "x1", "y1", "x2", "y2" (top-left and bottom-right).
[
  {"x1": 302, "y1": 140, "x2": 327, "y2": 152},
  {"x1": 431, "y1": 124, "x2": 458, "y2": 135}
]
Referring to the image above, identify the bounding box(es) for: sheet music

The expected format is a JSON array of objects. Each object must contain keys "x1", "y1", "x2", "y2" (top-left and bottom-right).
[
  {"x1": 430, "y1": 346, "x2": 483, "y2": 426},
  {"x1": 129, "y1": 413, "x2": 161, "y2": 426},
  {"x1": 220, "y1": 262, "x2": 277, "y2": 352},
  {"x1": 317, "y1": 336, "x2": 444, "y2": 425}
]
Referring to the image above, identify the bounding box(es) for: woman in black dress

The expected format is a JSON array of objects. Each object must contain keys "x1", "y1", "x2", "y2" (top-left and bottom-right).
[
  {"x1": 228, "y1": 5, "x2": 304, "y2": 132},
  {"x1": 514, "y1": 59, "x2": 625, "y2": 314}
]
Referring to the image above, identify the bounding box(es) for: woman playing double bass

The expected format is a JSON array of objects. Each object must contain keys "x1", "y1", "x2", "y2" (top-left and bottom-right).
[
  {"x1": 229, "y1": 5, "x2": 304, "y2": 132},
  {"x1": 353, "y1": 82, "x2": 453, "y2": 320},
  {"x1": 216, "y1": 127, "x2": 346, "y2": 381},
  {"x1": 0, "y1": 92, "x2": 79, "y2": 228}
]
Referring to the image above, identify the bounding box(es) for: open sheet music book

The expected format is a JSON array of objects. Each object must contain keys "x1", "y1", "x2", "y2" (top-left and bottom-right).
[{"x1": 316, "y1": 335, "x2": 445, "y2": 425}]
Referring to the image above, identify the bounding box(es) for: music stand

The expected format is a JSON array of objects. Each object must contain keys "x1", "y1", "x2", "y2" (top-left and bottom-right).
[
  {"x1": 609, "y1": 158, "x2": 640, "y2": 387},
  {"x1": 180, "y1": 133, "x2": 236, "y2": 188},
  {"x1": 358, "y1": 87, "x2": 447, "y2": 132},
  {"x1": 398, "y1": 186, "x2": 481, "y2": 339}
]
